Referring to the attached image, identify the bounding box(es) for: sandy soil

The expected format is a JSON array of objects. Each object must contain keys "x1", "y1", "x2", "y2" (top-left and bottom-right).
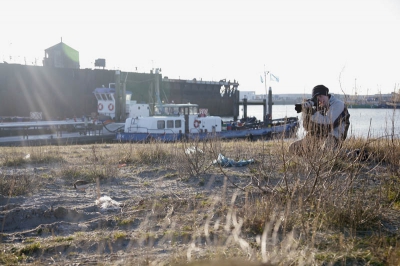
[{"x1": 0, "y1": 153, "x2": 252, "y2": 265}]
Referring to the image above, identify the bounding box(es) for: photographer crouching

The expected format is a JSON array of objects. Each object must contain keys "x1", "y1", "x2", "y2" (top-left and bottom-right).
[{"x1": 289, "y1": 85, "x2": 350, "y2": 155}]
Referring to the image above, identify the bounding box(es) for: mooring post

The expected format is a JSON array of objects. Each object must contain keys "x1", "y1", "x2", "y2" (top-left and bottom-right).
[
  {"x1": 263, "y1": 98, "x2": 267, "y2": 125},
  {"x1": 243, "y1": 98, "x2": 247, "y2": 119},
  {"x1": 233, "y1": 90, "x2": 239, "y2": 121},
  {"x1": 268, "y1": 86, "x2": 273, "y2": 119}
]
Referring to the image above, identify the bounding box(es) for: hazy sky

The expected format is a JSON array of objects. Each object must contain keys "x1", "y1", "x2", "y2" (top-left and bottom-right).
[{"x1": 2, "y1": 0, "x2": 400, "y2": 95}]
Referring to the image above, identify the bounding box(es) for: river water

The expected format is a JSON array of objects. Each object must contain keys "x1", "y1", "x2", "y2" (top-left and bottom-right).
[{"x1": 233, "y1": 105, "x2": 400, "y2": 139}]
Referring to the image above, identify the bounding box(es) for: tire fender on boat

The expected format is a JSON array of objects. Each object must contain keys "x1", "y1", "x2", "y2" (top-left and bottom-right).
[
  {"x1": 194, "y1": 119, "x2": 201, "y2": 128},
  {"x1": 108, "y1": 103, "x2": 114, "y2": 111},
  {"x1": 98, "y1": 103, "x2": 103, "y2": 111}
]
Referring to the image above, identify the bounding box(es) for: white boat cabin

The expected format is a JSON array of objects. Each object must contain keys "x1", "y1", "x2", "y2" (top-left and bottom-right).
[
  {"x1": 93, "y1": 84, "x2": 150, "y2": 119},
  {"x1": 124, "y1": 103, "x2": 222, "y2": 134}
]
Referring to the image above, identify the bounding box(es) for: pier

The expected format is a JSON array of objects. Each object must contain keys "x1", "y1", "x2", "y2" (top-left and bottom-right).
[{"x1": 236, "y1": 86, "x2": 273, "y2": 124}]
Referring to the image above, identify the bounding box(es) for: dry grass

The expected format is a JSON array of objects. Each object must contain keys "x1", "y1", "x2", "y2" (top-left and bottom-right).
[{"x1": 0, "y1": 135, "x2": 400, "y2": 265}]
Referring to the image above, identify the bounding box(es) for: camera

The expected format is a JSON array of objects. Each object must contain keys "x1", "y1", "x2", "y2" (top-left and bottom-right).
[{"x1": 294, "y1": 98, "x2": 317, "y2": 113}]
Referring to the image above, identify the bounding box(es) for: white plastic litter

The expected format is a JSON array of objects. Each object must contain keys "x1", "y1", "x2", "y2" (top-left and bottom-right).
[
  {"x1": 95, "y1": 196, "x2": 122, "y2": 210},
  {"x1": 185, "y1": 146, "x2": 203, "y2": 155}
]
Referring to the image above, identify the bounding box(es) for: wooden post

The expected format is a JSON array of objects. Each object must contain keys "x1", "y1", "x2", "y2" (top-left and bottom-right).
[
  {"x1": 243, "y1": 98, "x2": 247, "y2": 119},
  {"x1": 233, "y1": 90, "x2": 239, "y2": 121},
  {"x1": 263, "y1": 98, "x2": 267, "y2": 124},
  {"x1": 268, "y1": 86, "x2": 273, "y2": 119}
]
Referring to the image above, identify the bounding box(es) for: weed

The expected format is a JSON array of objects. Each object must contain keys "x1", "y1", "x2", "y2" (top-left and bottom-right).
[
  {"x1": 0, "y1": 173, "x2": 37, "y2": 196},
  {"x1": 17, "y1": 242, "x2": 41, "y2": 256},
  {"x1": 53, "y1": 236, "x2": 74, "y2": 242},
  {"x1": 113, "y1": 232, "x2": 127, "y2": 240},
  {"x1": 0, "y1": 251, "x2": 20, "y2": 264},
  {"x1": 164, "y1": 173, "x2": 178, "y2": 179},
  {"x1": 117, "y1": 218, "x2": 135, "y2": 226}
]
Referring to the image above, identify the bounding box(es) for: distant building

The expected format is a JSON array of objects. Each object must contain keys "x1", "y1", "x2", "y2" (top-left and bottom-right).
[
  {"x1": 43, "y1": 41, "x2": 79, "y2": 69},
  {"x1": 240, "y1": 91, "x2": 307, "y2": 104},
  {"x1": 239, "y1": 91, "x2": 257, "y2": 100}
]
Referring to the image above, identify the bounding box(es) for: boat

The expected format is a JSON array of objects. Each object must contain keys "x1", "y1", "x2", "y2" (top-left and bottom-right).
[
  {"x1": 93, "y1": 82, "x2": 299, "y2": 142},
  {"x1": 115, "y1": 104, "x2": 298, "y2": 142}
]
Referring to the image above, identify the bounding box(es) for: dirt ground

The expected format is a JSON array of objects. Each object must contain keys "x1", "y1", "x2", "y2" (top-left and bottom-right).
[{"x1": 0, "y1": 151, "x2": 253, "y2": 265}]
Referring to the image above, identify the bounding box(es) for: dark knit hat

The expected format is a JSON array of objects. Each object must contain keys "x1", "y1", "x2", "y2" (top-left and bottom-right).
[{"x1": 312, "y1": 85, "x2": 329, "y2": 98}]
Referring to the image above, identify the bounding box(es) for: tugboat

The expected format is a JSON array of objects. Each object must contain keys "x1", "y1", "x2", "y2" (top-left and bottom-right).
[{"x1": 93, "y1": 81, "x2": 299, "y2": 142}]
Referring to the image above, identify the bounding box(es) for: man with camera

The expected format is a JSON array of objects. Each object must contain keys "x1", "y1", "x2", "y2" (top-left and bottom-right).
[{"x1": 289, "y1": 85, "x2": 350, "y2": 155}]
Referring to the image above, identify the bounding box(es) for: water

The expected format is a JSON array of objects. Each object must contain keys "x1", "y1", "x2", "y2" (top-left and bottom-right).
[{"x1": 233, "y1": 105, "x2": 400, "y2": 138}]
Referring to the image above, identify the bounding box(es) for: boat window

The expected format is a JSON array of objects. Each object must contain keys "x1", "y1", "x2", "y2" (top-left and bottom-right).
[
  {"x1": 157, "y1": 120, "x2": 165, "y2": 129},
  {"x1": 179, "y1": 107, "x2": 187, "y2": 115},
  {"x1": 106, "y1": 94, "x2": 112, "y2": 101},
  {"x1": 175, "y1": 120, "x2": 182, "y2": 128},
  {"x1": 95, "y1": 94, "x2": 102, "y2": 100},
  {"x1": 167, "y1": 120, "x2": 174, "y2": 128},
  {"x1": 101, "y1": 94, "x2": 107, "y2": 101},
  {"x1": 154, "y1": 106, "x2": 167, "y2": 115},
  {"x1": 189, "y1": 106, "x2": 198, "y2": 115}
]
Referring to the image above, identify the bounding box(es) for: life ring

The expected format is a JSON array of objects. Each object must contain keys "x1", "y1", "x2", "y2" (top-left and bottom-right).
[
  {"x1": 108, "y1": 103, "x2": 114, "y2": 111},
  {"x1": 98, "y1": 103, "x2": 103, "y2": 111},
  {"x1": 194, "y1": 119, "x2": 201, "y2": 128}
]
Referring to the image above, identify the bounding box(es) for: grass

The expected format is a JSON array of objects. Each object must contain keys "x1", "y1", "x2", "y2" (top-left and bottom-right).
[{"x1": 0, "y1": 135, "x2": 400, "y2": 265}]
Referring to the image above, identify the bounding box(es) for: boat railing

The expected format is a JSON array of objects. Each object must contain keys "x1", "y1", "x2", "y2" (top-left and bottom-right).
[{"x1": 270, "y1": 116, "x2": 298, "y2": 126}]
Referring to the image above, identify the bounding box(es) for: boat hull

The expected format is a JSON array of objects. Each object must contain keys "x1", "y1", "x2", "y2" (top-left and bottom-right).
[{"x1": 115, "y1": 121, "x2": 298, "y2": 142}]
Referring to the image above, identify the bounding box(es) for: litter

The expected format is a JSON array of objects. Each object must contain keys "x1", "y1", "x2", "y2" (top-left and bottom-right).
[
  {"x1": 213, "y1": 153, "x2": 254, "y2": 167},
  {"x1": 185, "y1": 146, "x2": 203, "y2": 155},
  {"x1": 95, "y1": 196, "x2": 122, "y2": 211}
]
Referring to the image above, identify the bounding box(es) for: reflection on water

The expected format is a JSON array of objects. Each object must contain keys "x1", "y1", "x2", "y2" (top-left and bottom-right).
[{"x1": 230, "y1": 105, "x2": 400, "y2": 138}]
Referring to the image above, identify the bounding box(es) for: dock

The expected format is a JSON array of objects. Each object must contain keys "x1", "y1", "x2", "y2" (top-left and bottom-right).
[
  {"x1": 237, "y1": 86, "x2": 273, "y2": 122},
  {"x1": 0, "y1": 131, "x2": 116, "y2": 147},
  {"x1": 0, "y1": 119, "x2": 119, "y2": 146}
]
